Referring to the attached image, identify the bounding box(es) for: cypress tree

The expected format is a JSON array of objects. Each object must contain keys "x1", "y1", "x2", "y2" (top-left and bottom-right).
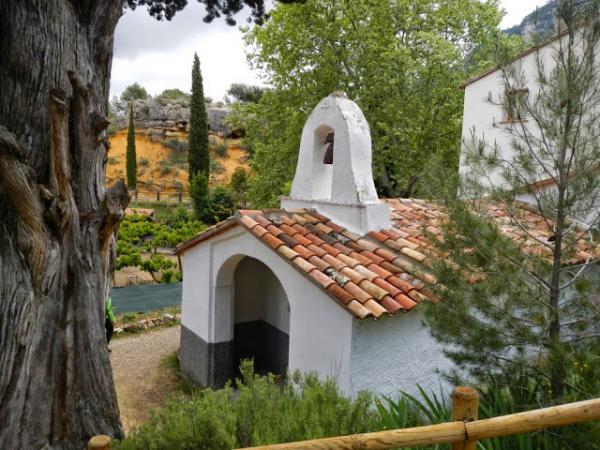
[
  {"x1": 126, "y1": 103, "x2": 137, "y2": 189},
  {"x1": 188, "y1": 52, "x2": 209, "y2": 182}
]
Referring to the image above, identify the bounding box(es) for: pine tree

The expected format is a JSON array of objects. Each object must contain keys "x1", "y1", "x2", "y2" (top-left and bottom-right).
[
  {"x1": 126, "y1": 103, "x2": 137, "y2": 189},
  {"x1": 425, "y1": 0, "x2": 600, "y2": 400},
  {"x1": 188, "y1": 53, "x2": 210, "y2": 182}
]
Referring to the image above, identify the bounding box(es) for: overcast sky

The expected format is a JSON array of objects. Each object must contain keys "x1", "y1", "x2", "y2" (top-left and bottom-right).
[{"x1": 110, "y1": 0, "x2": 551, "y2": 101}]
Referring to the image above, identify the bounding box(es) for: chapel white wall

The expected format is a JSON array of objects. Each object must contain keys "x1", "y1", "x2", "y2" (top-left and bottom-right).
[{"x1": 350, "y1": 308, "x2": 453, "y2": 399}]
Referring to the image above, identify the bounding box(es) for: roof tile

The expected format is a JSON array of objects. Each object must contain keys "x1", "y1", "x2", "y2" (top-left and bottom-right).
[
  {"x1": 293, "y1": 257, "x2": 317, "y2": 273},
  {"x1": 306, "y1": 233, "x2": 326, "y2": 246},
  {"x1": 240, "y1": 215, "x2": 259, "y2": 229},
  {"x1": 263, "y1": 233, "x2": 285, "y2": 250},
  {"x1": 344, "y1": 281, "x2": 373, "y2": 303},
  {"x1": 321, "y1": 243, "x2": 341, "y2": 257},
  {"x1": 353, "y1": 265, "x2": 379, "y2": 282},
  {"x1": 395, "y1": 293, "x2": 418, "y2": 309},
  {"x1": 363, "y1": 299, "x2": 388, "y2": 318},
  {"x1": 374, "y1": 247, "x2": 398, "y2": 262},
  {"x1": 294, "y1": 244, "x2": 315, "y2": 259},
  {"x1": 309, "y1": 255, "x2": 333, "y2": 272},
  {"x1": 327, "y1": 283, "x2": 355, "y2": 305},
  {"x1": 359, "y1": 280, "x2": 388, "y2": 300},
  {"x1": 252, "y1": 225, "x2": 269, "y2": 238},
  {"x1": 368, "y1": 263, "x2": 393, "y2": 280},
  {"x1": 341, "y1": 267, "x2": 365, "y2": 284},
  {"x1": 279, "y1": 233, "x2": 300, "y2": 248},
  {"x1": 309, "y1": 269, "x2": 334, "y2": 288},
  {"x1": 278, "y1": 245, "x2": 300, "y2": 260},
  {"x1": 347, "y1": 300, "x2": 371, "y2": 319},
  {"x1": 372, "y1": 277, "x2": 401, "y2": 297},
  {"x1": 387, "y1": 276, "x2": 415, "y2": 293},
  {"x1": 266, "y1": 224, "x2": 283, "y2": 237},
  {"x1": 337, "y1": 253, "x2": 361, "y2": 268},
  {"x1": 380, "y1": 295, "x2": 404, "y2": 314},
  {"x1": 322, "y1": 254, "x2": 348, "y2": 271}
]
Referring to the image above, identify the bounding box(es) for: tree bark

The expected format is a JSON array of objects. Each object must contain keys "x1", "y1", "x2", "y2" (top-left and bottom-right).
[{"x1": 0, "y1": 1, "x2": 127, "y2": 448}]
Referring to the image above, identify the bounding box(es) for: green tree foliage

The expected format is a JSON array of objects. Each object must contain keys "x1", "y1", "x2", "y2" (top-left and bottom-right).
[
  {"x1": 189, "y1": 171, "x2": 212, "y2": 222},
  {"x1": 120, "y1": 82, "x2": 148, "y2": 102},
  {"x1": 424, "y1": 0, "x2": 600, "y2": 401},
  {"x1": 156, "y1": 88, "x2": 191, "y2": 106},
  {"x1": 209, "y1": 185, "x2": 236, "y2": 222},
  {"x1": 230, "y1": 167, "x2": 249, "y2": 208},
  {"x1": 239, "y1": 0, "x2": 504, "y2": 207},
  {"x1": 226, "y1": 83, "x2": 265, "y2": 103},
  {"x1": 126, "y1": 103, "x2": 137, "y2": 189},
  {"x1": 188, "y1": 53, "x2": 210, "y2": 182}
]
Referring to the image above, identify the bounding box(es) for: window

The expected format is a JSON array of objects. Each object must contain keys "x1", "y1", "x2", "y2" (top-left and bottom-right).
[{"x1": 504, "y1": 88, "x2": 529, "y2": 122}]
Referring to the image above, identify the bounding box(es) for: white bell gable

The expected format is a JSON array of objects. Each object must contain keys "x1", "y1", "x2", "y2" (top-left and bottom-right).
[{"x1": 281, "y1": 92, "x2": 390, "y2": 234}]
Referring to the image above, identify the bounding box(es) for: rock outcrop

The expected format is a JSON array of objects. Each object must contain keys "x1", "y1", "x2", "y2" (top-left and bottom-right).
[{"x1": 113, "y1": 97, "x2": 235, "y2": 136}]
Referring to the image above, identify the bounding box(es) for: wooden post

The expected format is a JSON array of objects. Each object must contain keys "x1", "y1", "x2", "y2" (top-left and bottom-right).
[
  {"x1": 178, "y1": 191, "x2": 182, "y2": 203},
  {"x1": 88, "y1": 435, "x2": 111, "y2": 450},
  {"x1": 157, "y1": 190, "x2": 160, "y2": 201},
  {"x1": 452, "y1": 386, "x2": 479, "y2": 450}
]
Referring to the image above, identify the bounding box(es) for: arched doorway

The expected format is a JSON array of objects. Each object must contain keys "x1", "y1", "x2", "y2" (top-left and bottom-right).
[{"x1": 229, "y1": 256, "x2": 290, "y2": 377}]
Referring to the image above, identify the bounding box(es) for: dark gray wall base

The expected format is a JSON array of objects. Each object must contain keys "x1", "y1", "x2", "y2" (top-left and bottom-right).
[
  {"x1": 234, "y1": 320, "x2": 289, "y2": 377},
  {"x1": 180, "y1": 325, "x2": 233, "y2": 388},
  {"x1": 180, "y1": 321, "x2": 288, "y2": 389}
]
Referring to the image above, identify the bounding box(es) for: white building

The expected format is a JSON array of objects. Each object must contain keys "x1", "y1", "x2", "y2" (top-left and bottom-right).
[
  {"x1": 460, "y1": 29, "x2": 600, "y2": 226},
  {"x1": 177, "y1": 92, "x2": 596, "y2": 398}
]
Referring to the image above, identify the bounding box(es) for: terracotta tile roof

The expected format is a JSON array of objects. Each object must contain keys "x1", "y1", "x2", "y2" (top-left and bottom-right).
[{"x1": 177, "y1": 199, "x2": 600, "y2": 320}]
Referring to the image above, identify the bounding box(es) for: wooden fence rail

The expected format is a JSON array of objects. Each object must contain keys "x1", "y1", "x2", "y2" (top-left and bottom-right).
[{"x1": 87, "y1": 386, "x2": 600, "y2": 450}]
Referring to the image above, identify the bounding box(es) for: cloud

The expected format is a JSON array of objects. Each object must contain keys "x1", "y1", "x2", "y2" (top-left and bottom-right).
[{"x1": 111, "y1": 1, "x2": 262, "y2": 100}]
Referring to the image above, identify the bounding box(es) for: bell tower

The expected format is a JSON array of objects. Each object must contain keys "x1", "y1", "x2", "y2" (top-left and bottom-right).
[{"x1": 281, "y1": 92, "x2": 390, "y2": 234}]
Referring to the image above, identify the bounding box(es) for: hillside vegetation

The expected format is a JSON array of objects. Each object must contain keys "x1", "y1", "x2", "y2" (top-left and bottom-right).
[{"x1": 106, "y1": 129, "x2": 249, "y2": 193}]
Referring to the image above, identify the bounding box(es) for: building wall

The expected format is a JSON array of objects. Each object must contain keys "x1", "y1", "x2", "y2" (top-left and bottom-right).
[
  {"x1": 180, "y1": 227, "x2": 355, "y2": 392},
  {"x1": 350, "y1": 308, "x2": 454, "y2": 399}
]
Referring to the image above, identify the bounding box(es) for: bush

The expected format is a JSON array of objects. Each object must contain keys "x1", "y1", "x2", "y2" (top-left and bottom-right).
[
  {"x1": 209, "y1": 185, "x2": 235, "y2": 222},
  {"x1": 113, "y1": 360, "x2": 377, "y2": 450},
  {"x1": 209, "y1": 159, "x2": 224, "y2": 174},
  {"x1": 214, "y1": 143, "x2": 228, "y2": 158},
  {"x1": 159, "y1": 160, "x2": 172, "y2": 176},
  {"x1": 162, "y1": 138, "x2": 188, "y2": 153},
  {"x1": 138, "y1": 157, "x2": 149, "y2": 167}
]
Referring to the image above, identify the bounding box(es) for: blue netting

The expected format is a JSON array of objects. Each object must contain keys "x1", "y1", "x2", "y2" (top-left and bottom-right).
[{"x1": 110, "y1": 282, "x2": 182, "y2": 314}]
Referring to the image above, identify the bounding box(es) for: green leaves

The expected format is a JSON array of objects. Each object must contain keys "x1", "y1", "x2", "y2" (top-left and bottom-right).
[{"x1": 239, "y1": 0, "x2": 502, "y2": 205}]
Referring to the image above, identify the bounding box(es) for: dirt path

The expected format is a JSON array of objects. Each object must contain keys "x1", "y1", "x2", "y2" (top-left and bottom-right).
[{"x1": 110, "y1": 326, "x2": 181, "y2": 433}]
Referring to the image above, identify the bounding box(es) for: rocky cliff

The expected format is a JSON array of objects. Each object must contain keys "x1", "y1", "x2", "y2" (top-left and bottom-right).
[{"x1": 113, "y1": 97, "x2": 236, "y2": 137}]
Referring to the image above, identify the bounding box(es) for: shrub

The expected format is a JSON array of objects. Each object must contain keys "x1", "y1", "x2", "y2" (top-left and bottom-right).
[
  {"x1": 138, "y1": 157, "x2": 149, "y2": 167},
  {"x1": 113, "y1": 360, "x2": 377, "y2": 450},
  {"x1": 121, "y1": 312, "x2": 138, "y2": 323},
  {"x1": 161, "y1": 138, "x2": 188, "y2": 153},
  {"x1": 159, "y1": 160, "x2": 172, "y2": 176},
  {"x1": 209, "y1": 159, "x2": 224, "y2": 174},
  {"x1": 209, "y1": 185, "x2": 235, "y2": 222},
  {"x1": 108, "y1": 156, "x2": 119, "y2": 165},
  {"x1": 214, "y1": 143, "x2": 228, "y2": 158}
]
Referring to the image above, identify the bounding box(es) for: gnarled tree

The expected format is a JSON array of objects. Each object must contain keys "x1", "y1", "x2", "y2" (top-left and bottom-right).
[{"x1": 0, "y1": 1, "x2": 299, "y2": 448}]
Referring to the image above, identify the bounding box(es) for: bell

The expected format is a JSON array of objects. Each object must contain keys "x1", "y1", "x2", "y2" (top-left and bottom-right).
[{"x1": 323, "y1": 132, "x2": 334, "y2": 164}]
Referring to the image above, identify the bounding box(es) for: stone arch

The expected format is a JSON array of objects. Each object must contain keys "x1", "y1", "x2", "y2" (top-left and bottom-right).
[{"x1": 213, "y1": 254, "x2": 291, "y2": 380}]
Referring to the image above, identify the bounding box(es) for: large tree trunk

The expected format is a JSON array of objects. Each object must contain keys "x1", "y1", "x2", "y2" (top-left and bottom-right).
[{"x1": 0, "y1": 1, "x2": 127, "y2": 448}]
